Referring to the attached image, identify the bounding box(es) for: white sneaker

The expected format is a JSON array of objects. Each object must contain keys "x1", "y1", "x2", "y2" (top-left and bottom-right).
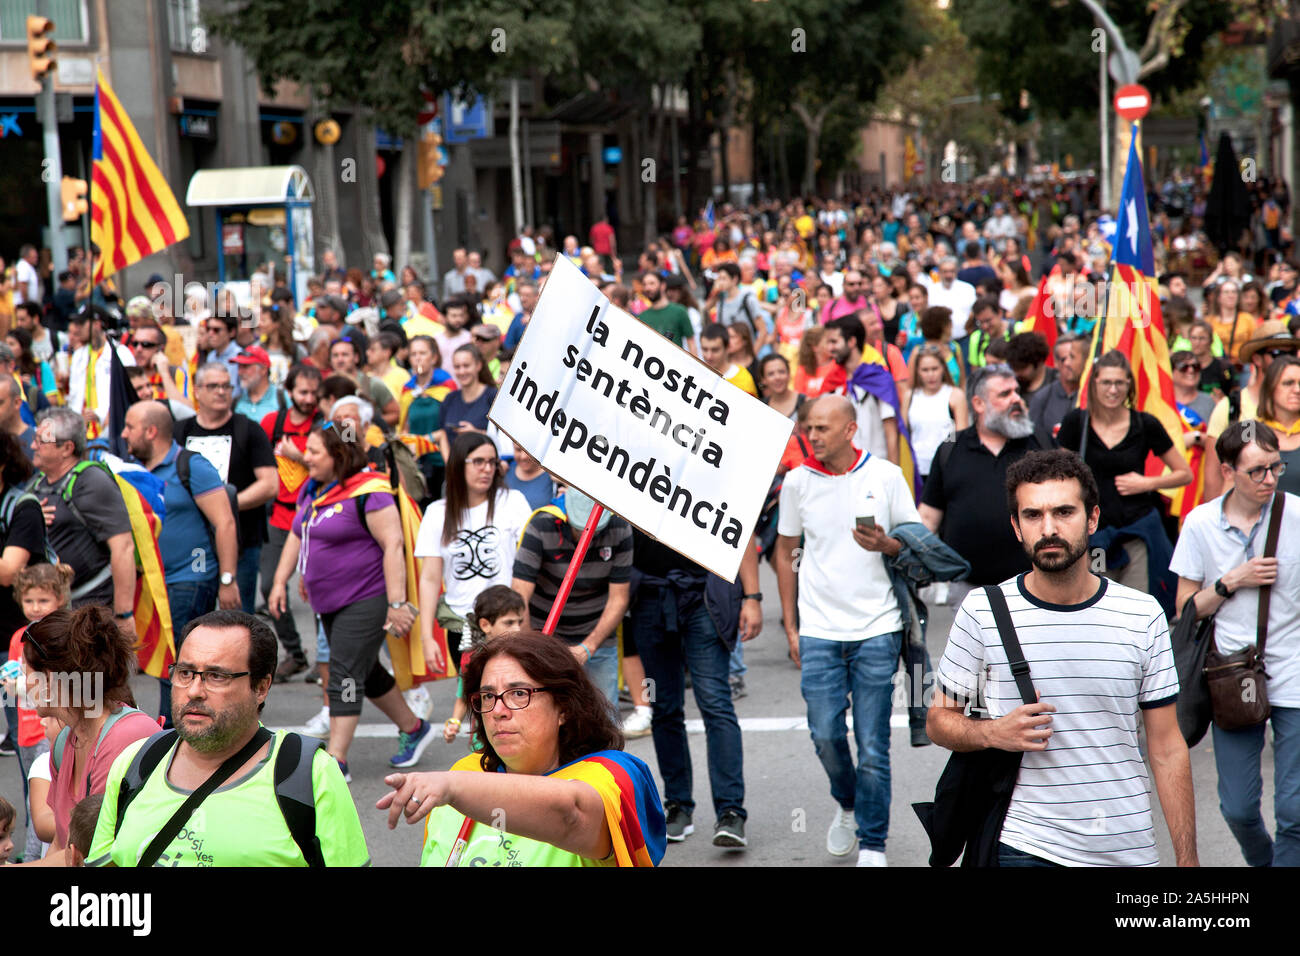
[
  {"x1": 303, "y1": 705, "x2": 330, "y2": 738},
  {"x1": 857, "y1": 848, "x2": 888, "y2": 867},
  {"x1": 622, "y1": 706, "x2": 653, "y2": 738},
  {"x1": 404, "y1": 685, "x2": 432, "y2": 720},
  {"x1": 826, "y1": 807, "x2": 857, "y2": 857}
]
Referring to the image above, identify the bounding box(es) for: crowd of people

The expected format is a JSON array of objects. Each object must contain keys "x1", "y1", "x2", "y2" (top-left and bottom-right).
[{"x1": 0, "y1": 172, "x2": 1297, "y2": 867}]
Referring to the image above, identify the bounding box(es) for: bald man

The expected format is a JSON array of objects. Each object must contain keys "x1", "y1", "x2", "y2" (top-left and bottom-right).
[
  {"x1": 123, "y1": 400, "x2": 241, "y2": 724},
  {"x1": 773, "y1": 392, "x2": 924, "y2": 867}
]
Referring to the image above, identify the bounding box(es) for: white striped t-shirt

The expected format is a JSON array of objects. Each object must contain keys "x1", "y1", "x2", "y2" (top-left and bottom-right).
[{"x1": 936, "y1": 574, "x2": 1179, "y2": 867}]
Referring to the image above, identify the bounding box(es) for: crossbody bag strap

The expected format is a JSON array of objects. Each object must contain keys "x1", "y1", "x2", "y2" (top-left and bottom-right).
[
  {"x1": 1257, "y1": 491, "x2": 1286, "y2": 658},
  {"x1": 135, "y1": 726, "x2": 273, "y2": 868},
  {"x1": 983, "y1": 586, "x2": 1036, "y2": 707}
]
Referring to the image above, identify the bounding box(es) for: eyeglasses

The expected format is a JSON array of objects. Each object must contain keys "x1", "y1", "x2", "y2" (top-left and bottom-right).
[
  {"x1": 466, "y1": 455, "x2": 499, "y2": 469},
  {"x1": 199, "y1": 383, "x2": 233, "y2": 391},
  {"x1": 1238, "y1": 461, "x2": 1287, "y2": 484},
  {"x1": 168, "y1": 665, "x2": 251, "y2": 689},
  {"x1": 1175, "y1": 362, "x2": 1200, "y2": 373},
  {"x1": 1264, "y1": 349, "x2": 1297, "y2": 359},
  {"x1": 206, "y1": 325, "x2": 229, "y2": 335},
  {"x1": 21, "y1": 628, "x2": 47, "y2": 660},
  {"x1": 468, "y1": 687, "x2": 550, "y2": 713},
  {"x1": 129, "y1": 339, "x2": 161, "y2": 349},
  {"x1": 1096, "y1": 380, "x2": 1129, "y2": 391}
]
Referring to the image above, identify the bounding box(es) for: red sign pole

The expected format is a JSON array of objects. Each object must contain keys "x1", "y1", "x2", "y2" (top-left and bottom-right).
[{"x1": 446, "y1": 500, "x2": 605, "y2": 865}]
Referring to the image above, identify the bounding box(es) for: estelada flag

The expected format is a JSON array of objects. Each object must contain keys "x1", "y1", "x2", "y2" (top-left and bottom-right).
[
  {"x1": 1078, "y1": 129, "x2": 1183, "y2": 469},
  {"x1": 1020, "y1": 274, "x2": 1057, "y2": 366},
  {"x1": 306, "y1": 468, "x2": 454, "y2": 685},
  {"x1": 91, "y1": 68, "x2": 189, "y2": 283},
  {"x1": 1170, "y1": 402, "x2": 1207, "y2": 527}
]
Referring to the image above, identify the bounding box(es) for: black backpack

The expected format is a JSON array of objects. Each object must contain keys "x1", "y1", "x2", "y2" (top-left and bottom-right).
[{"x1": 175, "y1": 449, "x2": 240, "y2": 537}]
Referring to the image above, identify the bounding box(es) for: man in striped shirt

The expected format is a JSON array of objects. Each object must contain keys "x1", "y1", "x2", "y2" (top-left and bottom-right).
[{"x1": 928, "y1": 449, "x2": 1199, "y2": 867}]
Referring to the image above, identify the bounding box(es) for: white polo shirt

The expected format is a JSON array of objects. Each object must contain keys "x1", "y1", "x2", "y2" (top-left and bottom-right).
[
  {"x1": 1170, "y1": 491, "x2": 1300, "y2": 707},
  {"x1": 924, "y1": 277, "x2": 978, "y2": 329},
  {"x1": 777, "y1": 448, "x2": 920, "y2": 641}
]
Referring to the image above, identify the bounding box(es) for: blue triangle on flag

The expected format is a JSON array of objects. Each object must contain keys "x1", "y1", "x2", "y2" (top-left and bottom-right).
[{"x1": 1111, "y1": 126, "x2": 1155, "y2": 276}]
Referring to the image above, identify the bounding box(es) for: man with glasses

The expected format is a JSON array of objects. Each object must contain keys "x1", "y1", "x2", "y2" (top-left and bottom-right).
[
  {"x1": 130, "y1": 322, "x2": 191, "y2": 410},
  {"x1": 85, "y1": 610, "x2": 368, "y2": 866},
  {"x1": 203, "y1": 314, "x2": 243, "y2": 400},
  {"x1": 822, "y1": 269, "x2": 869, "y2": 324},
  {"x1": 1172, "y1": 420, "x2": 1300, "y2": 866},
  {"x1": 175, "y1": 364, "x2": 278, "y2": 615},
  {"x1": 65, "y1": 307, "x2": 134, "y2": 438}
]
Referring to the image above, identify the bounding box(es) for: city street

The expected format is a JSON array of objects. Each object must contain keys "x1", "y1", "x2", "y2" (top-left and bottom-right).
[{"x1": 2, "y1": 560, "x2": 1264, "y2": 868}]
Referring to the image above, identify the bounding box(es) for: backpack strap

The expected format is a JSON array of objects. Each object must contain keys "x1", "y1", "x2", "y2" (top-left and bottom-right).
[
  {"x1": 272, "y1": 408, "x2": 290, "y2": 448},
  {"x1": 52, "y1": 725, "x2": 71, "y2": 773},
  {"x1": 1257, "y1": 491, "x2": 1286, "y2": 659},
  {"x1": 175, "y1": 448, "x2": 195, "y2": 500},
  {"x1": 983, "y1": 585, "x2": 1037, "y2": 708},
  {"x1": 274, "y1": 732, "x2": 327, "y2": 868},
  {"x1": 114, "y1": 730, "x2": 179, "y2": 839}
]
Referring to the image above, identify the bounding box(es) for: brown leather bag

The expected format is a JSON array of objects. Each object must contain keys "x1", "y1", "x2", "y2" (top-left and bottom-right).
[{"x1": 1204, "y1": 491, "x2": 1284, "y2": 731}]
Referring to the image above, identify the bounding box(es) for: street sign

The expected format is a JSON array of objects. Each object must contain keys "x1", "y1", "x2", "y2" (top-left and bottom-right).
[
  {"x1": 1113, "y1": 84, "x2": 1151, "y2": 121},
  {"x1": 443, "y1": 93, "x2": 492, "y2": 143}
]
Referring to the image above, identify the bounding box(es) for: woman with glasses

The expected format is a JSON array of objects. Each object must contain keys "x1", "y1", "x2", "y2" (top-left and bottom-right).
[
  {"x1": 17, "y1": 606, "x2": 157, "y2": 866},
  {"x1": 1057, "y1": 350, "x2": 1191, "y2": 613},
  {"x1": 1255, "y1": 356, "x2": 1300, "y2": 495},
  {"x1": 907, "y1": 346, "x2": 968, "y2": 480},
  {"x1": 268, "y1": 422, "x2": 434, "y2": 781},
  {"x1": 380, "y1": 630, "x2": 665, "y2": 867},
  {"x1": 415, "y1": 432, "x2": 530, "y2": 658}
]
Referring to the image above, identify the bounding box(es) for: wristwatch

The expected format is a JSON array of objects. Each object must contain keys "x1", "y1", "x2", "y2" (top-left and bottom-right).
[
  {"x1": 743, "y1": 593, "x2": 763, "y2": 603},
  {"x1": 389, "y1": 601, "x2": 409, "y2": 610},
  {"x1": 1213, "y1": 578, "x2": 1233, "y2": 599},
  {"x1": 220, "y1": 572, "x2": 235, "y2": 586}
]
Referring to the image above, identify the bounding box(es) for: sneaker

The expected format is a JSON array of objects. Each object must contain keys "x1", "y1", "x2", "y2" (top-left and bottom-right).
[
  {"x1": 910, "y1": 723, "x2": 931, "y2": 748},
  {"x1": 404, "y1": 685, "x2": 432, "y2": 721},
  {"x1": 826, "y1": 807, "x2": 856, "y2": 857},
  {"x1": 274, "y1": 658, "x2": 308, "y2": 683},
  {"x1": 390, "y1": 718, "x2": 435, "y2": 768},
  {"x1": 729, "y1": 675, "x2": 746, "y2": 700},
  {"x1": 712, "y1": 810, "x2": 747, "y2": 849},
  {"x1": 0, "y1": 737, "x2": 15, "y2": 757},
  {"x1": 664, "y1": 802, "x2": 694, "y2": 842},
  {"x1": 305, "y1": 664, "x2": 323, "y2": 685},
  {"x1": 621, "y1": 705, "x2": 653, "y2": 739},
  {"x1": 337, "y1": 759, "x2": 352, "y2": 784},
  {"x1": 303, "y1": 705, "x2": 330, "y2": 738},
  {"x1": 857, "y1": 848, "x2": 888, "y2": 867}
]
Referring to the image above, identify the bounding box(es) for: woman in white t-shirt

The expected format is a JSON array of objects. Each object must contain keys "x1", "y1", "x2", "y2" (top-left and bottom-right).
[
  {"x1": 907, "y1": 345, "x2": 968, "y2": 480},
  {"x1": 415, "y1": 432, "x2": 532, "y2": 663}
]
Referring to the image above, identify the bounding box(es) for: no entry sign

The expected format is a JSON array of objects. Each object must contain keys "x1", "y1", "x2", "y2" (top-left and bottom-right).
[{"x1": 1113, "y1": 84, "x2": 1150, "y2": 122}]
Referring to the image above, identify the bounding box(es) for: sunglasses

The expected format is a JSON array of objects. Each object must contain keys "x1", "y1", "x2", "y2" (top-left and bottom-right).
[
  {"x1": 1264, "y1": 348, "x2": 1297, "y2": 359},
  {"x1": 129, "y1": 339, "x2": 162, "y2": 349},
  {"x1": 1175, "y1": 362, "x2": 1200, "y2": 373}
]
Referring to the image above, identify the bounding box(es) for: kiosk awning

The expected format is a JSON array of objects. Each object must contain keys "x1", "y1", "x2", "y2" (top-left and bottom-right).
[{"x1": 186, "y1": 165, "x2": 315, "y2": 207}]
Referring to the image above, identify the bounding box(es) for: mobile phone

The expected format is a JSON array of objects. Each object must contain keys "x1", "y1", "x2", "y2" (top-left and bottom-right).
[{"x1": 856, "y1": 515, "x2": 876, "y2": 530}]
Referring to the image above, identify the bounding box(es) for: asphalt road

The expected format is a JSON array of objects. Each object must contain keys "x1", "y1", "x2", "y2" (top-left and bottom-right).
[{"x1": 1, "y1": 561, "x2": 1274, "y2": 867}]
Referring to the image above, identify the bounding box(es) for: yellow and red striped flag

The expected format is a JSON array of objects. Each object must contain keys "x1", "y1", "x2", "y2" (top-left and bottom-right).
[{"x1": 91, "y1": 68, "x2": 188, "y2": 283}]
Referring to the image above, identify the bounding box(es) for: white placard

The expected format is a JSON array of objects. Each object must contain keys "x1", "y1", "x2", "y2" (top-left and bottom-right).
[{"x1": 490, "y1": 256, "x2": 792, "y2": 580}]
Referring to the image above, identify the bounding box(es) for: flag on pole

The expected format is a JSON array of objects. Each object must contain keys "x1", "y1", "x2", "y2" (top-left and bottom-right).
[
  {"x1": 1020, "y1": 274, "x2": 1057, "y2": 365},
  {"x1": 703, "y1": 199, "x2": 716, "y2": 230},
  {"x1": 1078, "y1": 126, "x2": 1183, "y2": 463},
  {"x1": 91, "y1": 68, "x2": 189, "y2": 283}
]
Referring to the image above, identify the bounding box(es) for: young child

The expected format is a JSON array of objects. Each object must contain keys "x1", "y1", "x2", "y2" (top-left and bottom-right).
[
  {"x1": 441, "y1": 586, "x2": 526, "y2": 742},
  {"x1": 65, "y1": 792, "x2": 103, "y2": 867},
  {"x1": 0, "y1": 796, "x2": 15, "y2": 863},
  {"x1": 23, "y1": 716, "x2": 60, "y2": 862},
  {"x1": 2, "y1": 564, "x2": 74, "y2": 863}
]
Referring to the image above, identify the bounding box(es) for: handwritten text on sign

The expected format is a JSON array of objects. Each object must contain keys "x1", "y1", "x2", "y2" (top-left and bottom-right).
[{"x1": 489, "y1": 256, "x2": 792, "y2": 580}]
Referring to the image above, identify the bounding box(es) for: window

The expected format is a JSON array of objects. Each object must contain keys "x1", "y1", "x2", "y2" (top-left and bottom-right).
[
  {"x1": 0, "y1": 0, "x2": 89, "y2": 43},
  {"x1": 167, "y1": 0, "x2": 207, "y2": 54}
]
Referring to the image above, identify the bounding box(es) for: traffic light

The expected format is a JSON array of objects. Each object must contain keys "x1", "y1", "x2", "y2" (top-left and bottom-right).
[
  {"x1": 26, "y1": 16, "x2": 56, "y2": 83},
  {"x1": 418, "y1": 131, "x2": 444, "y2": 189},
  {"x1": 61, "y1": 177, "x2": 87, "y2": 221}
]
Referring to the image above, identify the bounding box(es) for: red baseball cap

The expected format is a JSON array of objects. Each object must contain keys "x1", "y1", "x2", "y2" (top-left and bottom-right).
[{"x1": 232, "y1": 345, "x2": 271, "y2": 368}]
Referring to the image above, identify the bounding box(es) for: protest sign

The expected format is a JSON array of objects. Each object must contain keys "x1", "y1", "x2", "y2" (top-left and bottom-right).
[{"x1": 490, "y1": 256, "x2": 792, "y2": 580}]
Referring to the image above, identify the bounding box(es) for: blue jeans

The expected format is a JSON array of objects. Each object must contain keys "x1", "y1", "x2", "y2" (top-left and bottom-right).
[
  {"x1": 236, "y1": 545, "x2": 261, "y2": 616},
  {"x1": 1212, "y1": 705, "x2": 1300, "y2": 867},
  {"x1": 158, "y1": 578, "x2": 219, "y2": 725},
  {"x1": 632, "y1": 592, "x2": 745, "y2": 820},
  {"x1": 729, "y1": 640, "x2": 746, "y2": 680},
  {"x1": 998, "y1": 842, "x2": 1062, "y2": 867},
  {"x1": 799, "y1": 631, "x2": 903, "y2": 852},
  {"x1": 584, "y1": 640, "x2": 619, "y2": 712}
]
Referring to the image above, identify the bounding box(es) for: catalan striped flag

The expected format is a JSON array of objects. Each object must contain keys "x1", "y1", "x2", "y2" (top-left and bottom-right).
[
  {"x1": 1079, "y1": 128, "x2": 1183, "y2": 468},
  {"x1": 1020, "y1": 274, "x2": 1057, "y2": 365},
  {"x1": 91, "y1": 68, "x2": 189, "y2": 284},
  {"x1": 1171, "y1": 402, "x2": 1208, "y2": 527},
  {"x1": 117, "y1": 472, "x2": 175, "y2": 678}
]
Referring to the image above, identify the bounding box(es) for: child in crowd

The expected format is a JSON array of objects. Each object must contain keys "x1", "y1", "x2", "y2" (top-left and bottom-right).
[
  {"x1": 65, "y1": 792, "x2": 103, "y2": 867},
  {"x1": 0, "y1": 796, "x2": 14, "y2": 863},
  {"x1": 22, "y1": 716, "x2": 61, "y2": 861},
  {"x1": 441, "y1": 585, "x2": 526, "y2": 742},
  {"x1": 2, "y1": 564, "x2": 74, "y2": 863}
]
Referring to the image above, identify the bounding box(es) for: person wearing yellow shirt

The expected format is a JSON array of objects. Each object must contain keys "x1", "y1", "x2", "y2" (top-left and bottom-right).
[{"x1": 699, "y1": 323, "x2": 757, "y2": 397}]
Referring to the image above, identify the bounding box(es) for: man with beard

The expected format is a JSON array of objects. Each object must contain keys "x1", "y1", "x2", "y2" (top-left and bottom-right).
[
  {"x1": 920, "y1": 364, "x2": 1044, "y2": 608},
  {"x1": 85, "y1": 610, "x2": 369, "y2": 866},
  {"x1": 825, "y1": 315, "x2": 899, "y2": 464},
  {"x1": 928, "y1": 450, "x2": 1197, "y2": 867},
  {"x1": 260, "y1": 364, "x2": 323, "y2": 680}
]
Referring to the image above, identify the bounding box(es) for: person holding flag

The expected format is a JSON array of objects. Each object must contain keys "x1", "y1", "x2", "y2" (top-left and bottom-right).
[
  {"x1": 1170, "y1": 349, "x2": 1215, "y2": 526},
  {"x1": 65, "y1": 308, "x2": 134, "y2": 440}
]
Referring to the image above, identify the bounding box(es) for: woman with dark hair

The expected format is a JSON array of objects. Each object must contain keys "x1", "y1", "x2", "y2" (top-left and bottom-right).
[
  {"x1": 726, "y1": 320, "x2": 761, "y2": 389},
  {"x1": 1056, "y1": 350, "x2": 1191, "y2": 612},
  {"x1": 398, "y1": 334, "x2": 455, "y2": 502},
  {"x1": 21, "y1": 606, "x2": 157, "y2": 863},
  {"x1": 415, "y1": 431, "x2": 530, "y2": 646},
  {"x1": 268, "y1": 422, "x2": 434, "y2": 780},
  {"x1": 1255, "y1": 355, "x2": 1300, "y2": 496},
  {"x1": 5, "y1": 327, "x2": 56, "y2": 415},
  {"x1": 380, "y1": 630, "x2": 666, "y2": 867},
  {"x1": 438, "y1": 344, "x2": 498, "y2": 457}
]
